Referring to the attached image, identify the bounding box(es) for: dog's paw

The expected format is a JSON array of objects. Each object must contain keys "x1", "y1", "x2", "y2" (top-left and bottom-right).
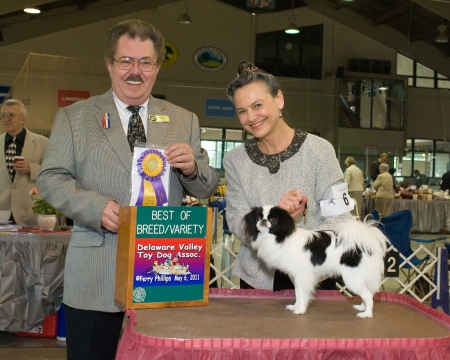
[
  {"x1": 353, "y1": 304, "x2": 365, "y2": 311},
  {"x1": 286, "y1": 304, "x2": 306, "y2": 314},
  {"x1": 356, "y1": 311, "x2": 373, "y2": 319}
]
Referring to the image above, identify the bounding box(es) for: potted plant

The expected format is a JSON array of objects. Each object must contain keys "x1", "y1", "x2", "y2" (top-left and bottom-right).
[{"x1": 30, "y1": 188, "x2": 61, "y2": 230}]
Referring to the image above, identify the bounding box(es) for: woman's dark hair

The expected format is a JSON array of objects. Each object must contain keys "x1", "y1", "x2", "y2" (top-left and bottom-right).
[
  {"x1": 103, "y1": 19, "x2": 166, "y2": 65},
  {"x1": 226, "y1": 61, "x2": 282, "y2": 102}
]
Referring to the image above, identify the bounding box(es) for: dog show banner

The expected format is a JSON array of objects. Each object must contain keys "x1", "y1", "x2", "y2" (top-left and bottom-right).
[{"x1": 115, "y1": 206, "x2": 212, "y2": 309}]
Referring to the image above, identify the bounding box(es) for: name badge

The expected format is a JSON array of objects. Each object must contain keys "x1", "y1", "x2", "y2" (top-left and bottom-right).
[
  {"x1": 320, "y1": 182, "x2": 354, "y2": 217},
  {"x1": 148, "y1": 115, "x2": 170, "y2": 123}
]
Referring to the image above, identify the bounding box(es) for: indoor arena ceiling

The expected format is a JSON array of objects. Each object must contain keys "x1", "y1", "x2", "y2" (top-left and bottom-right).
[{"x1": 1, "y1": 0, "x2": 450, "y2": 57}]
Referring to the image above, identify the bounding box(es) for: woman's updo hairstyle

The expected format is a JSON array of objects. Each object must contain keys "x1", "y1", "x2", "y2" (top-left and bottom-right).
[{"x1": 226, "y1": 61, "x2": 282, "y2": 102}]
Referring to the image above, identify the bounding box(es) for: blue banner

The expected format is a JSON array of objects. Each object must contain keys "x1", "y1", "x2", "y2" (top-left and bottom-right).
[
  {"x1": 204, "y1": 98, "x2": 235, "y2": 118},
  {"x1": 0, "y1": 86, "x2": 11, "y2": 104}
]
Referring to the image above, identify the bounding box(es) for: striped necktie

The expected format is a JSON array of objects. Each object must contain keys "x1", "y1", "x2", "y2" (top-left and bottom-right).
[{"x1": 126, "y1": 105, "x2": 147, "y2": 153}]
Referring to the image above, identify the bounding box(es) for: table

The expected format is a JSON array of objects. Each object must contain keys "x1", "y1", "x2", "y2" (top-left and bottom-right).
[
  {"x1": 0, "y1": 230, "x2": 71, "y2": 332},
  {"x1": 362, "y1": 198, "x2": 450, "y2": 233},
  {"x1": 116, "y1": 289, "x2": 450, "y2": 359}
]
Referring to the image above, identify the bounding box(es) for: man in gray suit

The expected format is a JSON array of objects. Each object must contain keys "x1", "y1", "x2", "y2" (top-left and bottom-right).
[
  {"x1": 37, "y1": 19, "x2": 218, "y2": 360},
  {"x1": 0, "y1": 99, "x2": 48, "y2": 225}
]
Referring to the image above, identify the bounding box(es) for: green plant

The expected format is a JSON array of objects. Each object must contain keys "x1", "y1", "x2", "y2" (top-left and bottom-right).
[{"x1": 30, "y1": 188, "x2": 61, "y2": 215}]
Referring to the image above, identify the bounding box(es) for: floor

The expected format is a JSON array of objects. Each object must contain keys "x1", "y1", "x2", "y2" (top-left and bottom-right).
[{"x1": 0, "y1": 231, "x2": 448, "y2": 360}]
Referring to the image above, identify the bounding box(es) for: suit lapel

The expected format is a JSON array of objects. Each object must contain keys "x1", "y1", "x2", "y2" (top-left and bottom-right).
[
  {"x1": 95, "y1": 90, "x2": 133, "y2": 175},
  {"x1": 146, "y1": 97, "x2": 168, "y2": 148},
  {"x1": 21, "y1": 129, "x2": 35, "y2": 161}
]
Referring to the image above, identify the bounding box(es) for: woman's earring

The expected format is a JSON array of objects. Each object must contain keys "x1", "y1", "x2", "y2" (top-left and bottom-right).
[{"x1": 279, "y1": 111, "x2": 283, "y2": 118}]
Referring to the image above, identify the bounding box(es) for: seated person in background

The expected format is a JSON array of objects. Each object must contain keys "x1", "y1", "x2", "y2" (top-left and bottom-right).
[
  {"x1": 413, "y1": 169, "x2": 429, "y2": 187},
  {"x1": 373, "y1": 163, "x2": 394, "y2": 219},
  {"x1": 344, "y1": 156, "x2": 364, "y2": 218},
  {"x1": 0, "y1": 99, "x2": 48, "y2": 226},
  {"x1": 223, "y1": 61, "x2": 352, "y2": 292},
  {"x1": 441, "y1": 169, "x2": 450, "y2": 191}
]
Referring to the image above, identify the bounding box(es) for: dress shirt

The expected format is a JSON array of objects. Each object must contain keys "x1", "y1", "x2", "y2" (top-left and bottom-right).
[{"x1": 112, "y1": 92, "x2": 148, "y2": 135}]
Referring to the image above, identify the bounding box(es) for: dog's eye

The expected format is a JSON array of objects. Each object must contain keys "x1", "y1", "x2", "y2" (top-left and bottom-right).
[{"x1": 269, "y1": 217, "x2": 277, "y2": 225}]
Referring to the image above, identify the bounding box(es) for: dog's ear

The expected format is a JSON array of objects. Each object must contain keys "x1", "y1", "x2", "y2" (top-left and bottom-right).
[
  {"x1": 244, "y1": 207, "x2": 263, "y2": 241},
  {"x1": 269, "y1": 206, "x2": 297, "y2": 243}
]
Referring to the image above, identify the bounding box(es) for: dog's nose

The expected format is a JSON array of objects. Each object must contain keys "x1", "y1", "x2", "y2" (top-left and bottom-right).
[{"x1": 259, "y1": 219, "x2": 268, "y2": 227}]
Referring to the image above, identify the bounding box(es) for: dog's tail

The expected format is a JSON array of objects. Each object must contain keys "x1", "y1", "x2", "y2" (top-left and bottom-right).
[{"x1": 334, "y1": 219, "x2": 389, "y2": 256}]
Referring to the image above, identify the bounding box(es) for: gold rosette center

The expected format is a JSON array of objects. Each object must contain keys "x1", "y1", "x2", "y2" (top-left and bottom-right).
[{"x1": 142, "y1": 154, "x2": 164, "y2": 177}]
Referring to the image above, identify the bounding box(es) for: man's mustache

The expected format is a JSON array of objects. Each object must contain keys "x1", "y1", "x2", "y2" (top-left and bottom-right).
[{"x1": 125, "y1": 75, "x2": 143, "y2": 83}]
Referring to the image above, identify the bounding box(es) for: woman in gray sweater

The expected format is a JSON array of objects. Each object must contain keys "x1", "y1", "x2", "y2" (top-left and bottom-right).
[{"x1": 223, "y1": 61, "x2": 352, "y2": 291}]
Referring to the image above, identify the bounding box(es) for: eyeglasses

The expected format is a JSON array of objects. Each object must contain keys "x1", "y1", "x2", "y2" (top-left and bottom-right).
[
  {"x1": 0, "y1": 113, "x2": 22, "y2": 119},
  {"x1": 113, "y1": 57, "x2": 157, "y2": 72}
]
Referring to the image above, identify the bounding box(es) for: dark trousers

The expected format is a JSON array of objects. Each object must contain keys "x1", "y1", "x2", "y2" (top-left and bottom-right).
[{"x1": 65, "y1": 304, "x2": 125, "y2": 360}]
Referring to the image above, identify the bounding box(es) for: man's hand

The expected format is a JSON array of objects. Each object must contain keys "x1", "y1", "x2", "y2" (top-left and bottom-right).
[
  {"x1": 101, "y1": 201, "x2": 120, "y2": 233},
  {"x1": 13, "y1": 160, "x2": 30, "y2": 175},
  {"x1": 278, "y1": 189, "x2": 308, "y2": 218},
  {"x1": 165, "y1": 143, "x2": 197, "y2": 177}
]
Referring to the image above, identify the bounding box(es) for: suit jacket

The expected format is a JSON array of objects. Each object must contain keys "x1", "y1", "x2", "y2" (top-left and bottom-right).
[
  {"x1": 0, "y1": 129, "x2": 48, "y2": 225},
  {"x1": 373, "y1": 172, "x2": 394, "y2": 199},
  {"x1": 369, "y1": 160, "x2": 381, "y2": 181},
  {"x1": 37, "y1": 89, "x2": 218, "y2": 312}
]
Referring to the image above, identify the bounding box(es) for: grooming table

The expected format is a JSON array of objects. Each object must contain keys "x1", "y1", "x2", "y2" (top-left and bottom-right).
[{"x1": 116, "y1": 289, "x2": 450, "y2": 359}]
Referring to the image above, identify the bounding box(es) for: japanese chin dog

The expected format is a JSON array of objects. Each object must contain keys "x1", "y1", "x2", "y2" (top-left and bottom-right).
[{"x1": 244, "y1": 205, "x2": 389, "y2": 318}]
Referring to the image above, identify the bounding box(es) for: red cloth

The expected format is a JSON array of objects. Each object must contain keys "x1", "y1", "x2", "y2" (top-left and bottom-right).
[{"x1": 116, "y1": 289, "x2": 450, "y2": 360}]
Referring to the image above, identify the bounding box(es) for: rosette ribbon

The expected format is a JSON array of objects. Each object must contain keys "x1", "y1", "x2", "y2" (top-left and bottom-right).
[{"x1": 136, "y1": 149, "x2": 168, "y2": 206}]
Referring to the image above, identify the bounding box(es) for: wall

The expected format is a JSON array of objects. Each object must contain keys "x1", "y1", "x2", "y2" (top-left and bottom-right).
[{"x1": 0, "y1": 0, "x2": 447, "y2": 154}]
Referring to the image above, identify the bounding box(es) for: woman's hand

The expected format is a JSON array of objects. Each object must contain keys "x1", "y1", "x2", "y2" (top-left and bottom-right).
[{"x1": 278, "y1": 189, "x2": 308, "y2": 218}]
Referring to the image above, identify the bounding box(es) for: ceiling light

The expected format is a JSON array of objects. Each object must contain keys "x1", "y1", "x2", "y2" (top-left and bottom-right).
[
  {"x1": 285, "y1": 0, "x2": 299, "y2": 34},
  {"x1": 178, "y1": 0, "x2": 191, "y2": 24},
  {"x1": 24, "y1": 8, "x2": 40, "y2": 14},
  {"x1": 436, "y1": 24, "x2": 449, "y2": 43}
]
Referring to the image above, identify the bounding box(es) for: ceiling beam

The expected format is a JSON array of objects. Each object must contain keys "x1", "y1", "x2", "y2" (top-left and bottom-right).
[
  {"x1": 304, "y1": 0, "x2": 450, "y2": 75},
  {"x1": 0, "y1": 0, "x2": 178, "y2": 47},
  {"x1": 371, "y1": 3, "x2": 412, "y2": 25}
]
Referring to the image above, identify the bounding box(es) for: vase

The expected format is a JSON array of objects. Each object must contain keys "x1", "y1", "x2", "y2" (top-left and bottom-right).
[{"x1": 37, "y1": 214, "x2": 58, "y2": 231}]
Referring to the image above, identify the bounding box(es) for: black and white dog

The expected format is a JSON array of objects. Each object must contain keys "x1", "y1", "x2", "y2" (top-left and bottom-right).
[{"x1": 244, "y1": 205, "x2": 389, "y2": 318}]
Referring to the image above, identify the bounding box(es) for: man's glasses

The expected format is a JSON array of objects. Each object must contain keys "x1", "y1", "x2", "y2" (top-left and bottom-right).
[
  {"x1": 0, "y1": 113, "x2": 22, "y2": 119},
  {"x1": 113, "y1": 57, "x2": 157, "y2": 72}
]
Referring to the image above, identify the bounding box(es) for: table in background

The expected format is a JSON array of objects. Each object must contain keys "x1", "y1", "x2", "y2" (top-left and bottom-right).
[
  {"x1": 0, "y1": 231, "x2": 71, "y2": 332},
  {"x1": 362, "y1": 198, "x2": 450, "y2": 233}
]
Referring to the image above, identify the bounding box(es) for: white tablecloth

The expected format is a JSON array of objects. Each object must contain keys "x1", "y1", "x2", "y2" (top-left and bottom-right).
[{"x1": 362, "y1": 198, "x2": 450, "y2": 233}]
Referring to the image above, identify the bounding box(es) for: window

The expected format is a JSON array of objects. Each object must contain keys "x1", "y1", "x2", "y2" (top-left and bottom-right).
[
  {"x1": 402, "y1": 138, "x2": 450, "y2": 181},
  {"x1": 397, "y1": 53, "x2": 450, "y2": 89},
  {"x1": 255, "y1": 25, "x2": 323, "y2": 79},
  {"x1": 339, "y1": 77, "x2": 404, "y2": 130},
  {"x1": 200, "y1": 127, "x2": 247, "y2": 170}
]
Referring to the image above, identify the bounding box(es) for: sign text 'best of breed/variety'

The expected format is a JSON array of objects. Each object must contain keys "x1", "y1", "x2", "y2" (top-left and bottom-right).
[{"x1": 115, "y1": 206, "x2": 212, "y2": 309}]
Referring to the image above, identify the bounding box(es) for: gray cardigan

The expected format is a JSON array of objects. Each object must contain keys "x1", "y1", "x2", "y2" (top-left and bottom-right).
[{"x1": 223, "y1": 132, "x2": 353, "y2": 290}]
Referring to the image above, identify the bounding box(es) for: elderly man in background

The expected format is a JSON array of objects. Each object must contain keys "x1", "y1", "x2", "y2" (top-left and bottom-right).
[
  {"x1": 0, "y1": 99, "x2": 48, "y2": 225},
  {"x1": 372, "y1": 163, "x2": 394, "y2": 219},
  {"x1": 344, "y1": 156, "x2": 364, "y2": 218},
  {"x1": 369, "y1": 152, "x2": 389, "y2": 181}
]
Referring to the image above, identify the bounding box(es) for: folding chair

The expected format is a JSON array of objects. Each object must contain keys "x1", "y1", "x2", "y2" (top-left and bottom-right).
[
  {"x1": 350, "y1": 197, "x2": 360, "y2": 220},
  {"x1": 372, "y1": 209, "x2": 445, "y2": 298}
]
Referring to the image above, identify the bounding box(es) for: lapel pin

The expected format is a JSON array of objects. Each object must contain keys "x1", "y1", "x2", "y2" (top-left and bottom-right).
[
  {"x1": 102, "y1": 113, "x2": 111, "y2": 128},
  {"x1": 148, "y1": 115, "x2": 170, "y2": 123}
]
